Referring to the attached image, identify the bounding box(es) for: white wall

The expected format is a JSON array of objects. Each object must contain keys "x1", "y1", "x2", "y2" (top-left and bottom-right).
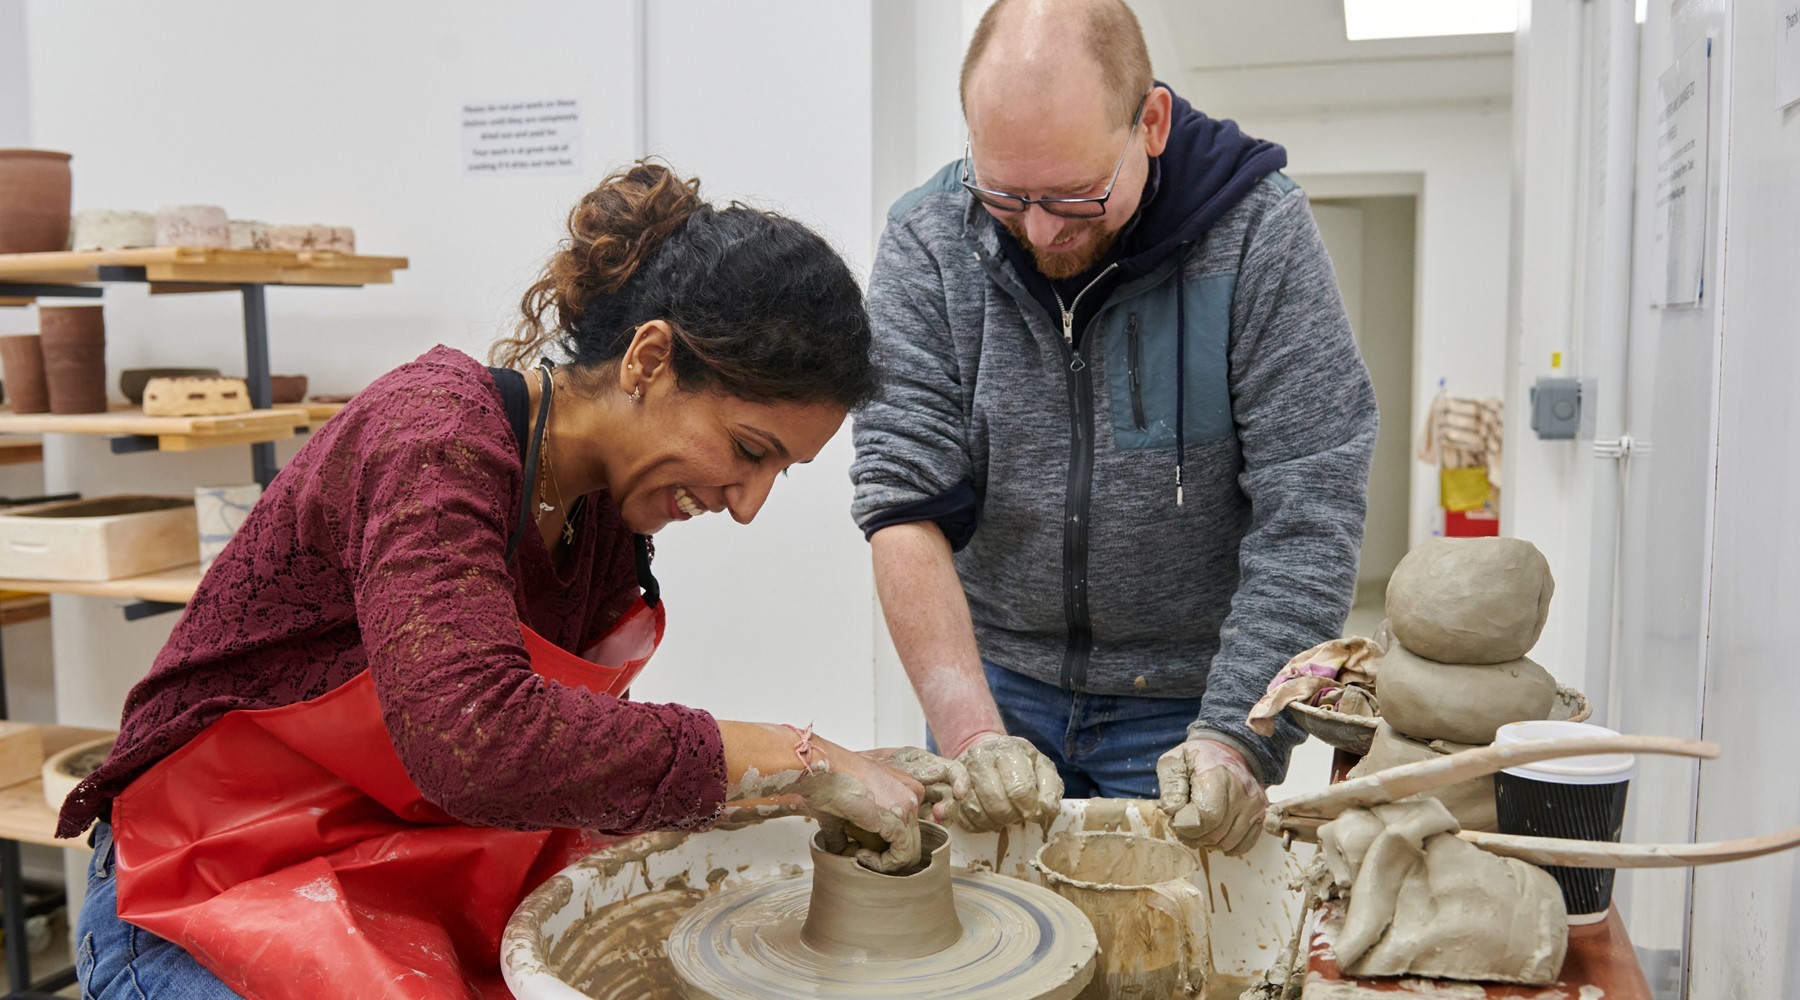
[
  {"x1": 19, "y1": 1, "x2": 920, "y2": 752},
  {"x1": 1239, "y1": 106, "x2": 1514, "y2": 558},
  {"x1": 0, "y1": 0, "x2": 26, "y2": 147}
]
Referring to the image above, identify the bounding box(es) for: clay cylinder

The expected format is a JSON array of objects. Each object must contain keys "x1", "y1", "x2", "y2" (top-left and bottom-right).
[
  {"x1": 1377, "y1": 640, "x2": 1557, "y2": 745},
  {"x1": 0, "y1": 335, "x2": 49, "y2": 414},
  {"x1": 1032, "y1": 832, "x2": 1211, "y2": 1000},
  {"x1": 38, "y1": 306, "x2": 109, "y2": 414},
  {"x1": 800, "y1": 822, "x2": 960, "y2": 959},
  {"x1": 1346, "y1": 722, "x2": 1497, "y2": 831},
  {"x1": 1386, "y1": 537, "x2": 1555, "y2": 663},
  {"x1": 0, "y1": 150, "x2": 73, "y2": 254}
]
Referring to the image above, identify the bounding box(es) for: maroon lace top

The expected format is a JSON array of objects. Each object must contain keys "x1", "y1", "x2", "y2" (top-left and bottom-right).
[{"x1": 56, "y1": 346, "x2": 726, "y2": 839}]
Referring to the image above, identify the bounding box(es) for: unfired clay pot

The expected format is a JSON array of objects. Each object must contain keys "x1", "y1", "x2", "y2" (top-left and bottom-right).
[
  {"x1": 0, "y1": 335, "x2": 49, "y2": 413},
  {"x1": 38, "y1": 306, "x2": 108, "y2": 414},
  {"x1": 0, "y1": 150, "x2": 73, "y2": 254}
]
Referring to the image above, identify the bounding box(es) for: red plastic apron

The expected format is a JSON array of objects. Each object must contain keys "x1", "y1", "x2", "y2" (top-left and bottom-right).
[{"x1": 110, "y1": 597, "x2": 665, "y2": 1000}]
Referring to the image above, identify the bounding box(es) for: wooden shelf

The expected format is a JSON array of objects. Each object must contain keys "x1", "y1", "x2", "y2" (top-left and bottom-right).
[
  {"x1": 0, "y1": 407, "x2": 304, "y2": 450},
  {"x1": 0, "y1": 438, "x2": 43, "y2": 466},
  {"x1": 0, "y1": 725, "x2": 116, "y2": 848},
  {"x1": 0, "y1": 565, "x2": 199, "y2": 604},
  {"x1": 273, "y1": 401, "x2": 346, "y2": 429},
  {"x1": 0, "y1": 247, "x2": 408, "y2": 289}
]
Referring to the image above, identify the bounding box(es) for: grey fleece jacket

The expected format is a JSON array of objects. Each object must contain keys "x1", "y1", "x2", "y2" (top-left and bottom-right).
[{"x1": 850, "y1": 167, "x2": 1377, "y2": 785}]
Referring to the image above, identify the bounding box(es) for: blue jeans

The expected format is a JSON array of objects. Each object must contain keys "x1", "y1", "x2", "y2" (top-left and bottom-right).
[
  {"x1": 75, "y1": 821, "x2": 240, "y2": 999},
  {"x1": 936, "y1": 662, "x2": 1204, "y2": 800}
]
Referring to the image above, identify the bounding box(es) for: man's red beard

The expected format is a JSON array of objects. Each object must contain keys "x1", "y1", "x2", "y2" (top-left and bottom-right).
[{"x1": 1001, "y1": 214, "x2": 1123, "y2": 280}]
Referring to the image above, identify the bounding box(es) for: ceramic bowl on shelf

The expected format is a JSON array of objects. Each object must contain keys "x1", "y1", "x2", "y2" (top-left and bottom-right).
[
  {"x1": 120, "y1": 367, "x2": 221, "y2": 406},
  {"x1": 270, "y1": 374, "x2": 308, "y2": 404}
]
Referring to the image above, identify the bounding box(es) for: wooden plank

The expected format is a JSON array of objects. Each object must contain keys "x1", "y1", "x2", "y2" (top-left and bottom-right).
[
  {"x1": 0, "y1": 407, "x2": 304, "y2": 437},
  {"x1": 0, "y1": 248, "x2": 408, "y2": 287},
  {"x1": 0, "y1": 565, "x2": 200, "y2": 603},
  {"x1": 271, "y1": 401, "x2": 346, "y2": 423},
  {"x1": 0, "y1": 297, "x2": 33, "y2": 307},
  {"x1": 0, "y1": 725, "x2": 115, "y2": 848},
  {"x1": 0, "y1": 594, "x2": 50, "y2": 626},
  {"x1": 0, "y1": 439, "x2": 43, "y2": 466},
  {"x1": 156, "y1": 426, "x2": 301, "y2": 451}
]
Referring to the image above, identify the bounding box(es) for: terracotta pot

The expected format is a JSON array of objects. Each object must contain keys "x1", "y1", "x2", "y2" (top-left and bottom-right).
[
  {"x1": 0, "y1": 335, "x2": 49, "y2": 413},
  {"x1": 0, "y1": 150, "x2": 74, "y2": 254},
  {"x1": 269, "y1": 374, "x2": 308, "y2": 404},
  {"x1": 38, "y1": 306, "x2": 108, "y2": 414}
]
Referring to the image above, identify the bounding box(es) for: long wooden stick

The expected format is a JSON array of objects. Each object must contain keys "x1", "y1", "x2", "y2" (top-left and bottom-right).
[
  {"x1": 1275, "y1": 814, "x2": 1800, "y2": 869},
  {"x1": 1265, "y1": 734, "x2": 1716, "y2": 833}
]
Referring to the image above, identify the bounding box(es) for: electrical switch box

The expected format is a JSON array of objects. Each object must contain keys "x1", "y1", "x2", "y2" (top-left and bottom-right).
[{"x1": 1530, "y1": 377, "x2": 1581, "y2": 440}]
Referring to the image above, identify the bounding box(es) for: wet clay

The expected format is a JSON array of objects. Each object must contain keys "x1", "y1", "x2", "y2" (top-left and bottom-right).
[
  {"x1": 1317, "y1": 800, "x2": 1566, "y2": 985},
  {"x1": 800, "y1": 823, "x2": 961, "y2": 958},
  {"x1": 1346, "y1": 722, "x2": 1497, "y2": 832},
  {"x1": 1377, "y1": 640, "x2": 1557, "y2": 745},
  {"x1": 1386, "y1": 538, "x2": 1554, "y2": 664},
  {"x1": 1032, "y1": 831, "x2": 1211, "y2": 999},
  {"x1": 667, "y1": 823, "x2": 1097, "y2": 999}
]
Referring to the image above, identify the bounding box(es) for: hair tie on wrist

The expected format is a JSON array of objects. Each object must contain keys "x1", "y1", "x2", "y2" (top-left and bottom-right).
[{"x1": 783, "y1": 723, "x2": 817, "y2": 776}]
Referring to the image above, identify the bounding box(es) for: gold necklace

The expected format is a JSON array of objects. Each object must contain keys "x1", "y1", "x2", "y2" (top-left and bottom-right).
[{"x1": 535, "y1": 371, "x2": 575, "y2": 545}]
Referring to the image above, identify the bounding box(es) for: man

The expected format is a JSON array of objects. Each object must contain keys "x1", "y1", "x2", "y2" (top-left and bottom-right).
[{"x1": 851, "y1": 0, "x2": 1376, "y2": 856}]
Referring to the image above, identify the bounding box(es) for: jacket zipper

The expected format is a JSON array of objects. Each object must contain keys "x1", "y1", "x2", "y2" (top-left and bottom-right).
[
  {"x1": 1125, "y1": 312, "x2": 1147, "y2": 430},
  {"x1": 1052, "y1": 264, "x2": 1118, "y2": 692}
]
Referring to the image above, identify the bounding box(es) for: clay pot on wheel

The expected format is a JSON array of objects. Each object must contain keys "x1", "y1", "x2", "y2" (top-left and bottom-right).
[
  {"x1": 38, "y1": 306, "x2": 108, "y2": 414},
  {"x1": 0, "y1": 335, "x2": 49, "y2": 414},
  {"x1": 0, "y1": 150, "x2": 73, "y2": 253}
]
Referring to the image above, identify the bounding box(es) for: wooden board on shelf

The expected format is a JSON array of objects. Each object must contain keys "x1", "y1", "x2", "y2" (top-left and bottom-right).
[
  {"x1": 0, "y1": 407, "x2": 305, "y2": 447},
  {"x1": 0, "y1": 725, "x2": 116, "y2": 848},
  {"x1": 0, "y1": 594, "x2": 52, "y2": 626},
  {"x1": 0, "y1": 564, "x2": 200, "y2": 604},
  {"x1": 272, "y1": 401, "x2": 347, "y2": 426},
  {"x1": 0, "y1": 438, "x2": 43, "y2": 466},
  {"x1": 0, "y1": 247, "x2": 409, "y2": 288}
]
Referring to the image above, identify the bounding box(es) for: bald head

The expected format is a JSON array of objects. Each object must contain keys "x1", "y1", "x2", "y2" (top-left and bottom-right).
[{"x1": 960, "y1": 0, "x2": 1153, "y2": 130}]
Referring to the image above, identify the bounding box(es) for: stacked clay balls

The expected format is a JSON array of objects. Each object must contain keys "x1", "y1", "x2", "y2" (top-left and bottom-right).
[{"x1": 1347, "y1": 537, "x2": 1560, "y2": 831}]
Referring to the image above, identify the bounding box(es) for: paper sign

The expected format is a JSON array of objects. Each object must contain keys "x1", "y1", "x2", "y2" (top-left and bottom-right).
[
  {"x1": 462, "y1": 98, "x2": 583, "y2": 176},
  {"x1": 1652, "y1": 38, "x2": 1710, "y2": 307},
  {"x1": 1779, "y1": 6, "x2": 1800, "y2": 110}
]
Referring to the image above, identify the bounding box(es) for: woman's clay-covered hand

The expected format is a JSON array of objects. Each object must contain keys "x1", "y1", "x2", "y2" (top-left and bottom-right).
[
  {"x1": 945, "y1": 733, "x2": 1064, "y2": 832},
  {"x1": 863, "y1": 747, "x2": 970, "y2": 823},
  {"x1": 1156, "y1": 739, "x2": 1267, "y2": 857},
  {"x1": 798, "y1": 748, "x2": 928, "y2": 874}
]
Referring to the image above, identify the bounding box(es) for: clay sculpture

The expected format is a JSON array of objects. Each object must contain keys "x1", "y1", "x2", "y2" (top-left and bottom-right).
[
  {"x1": 1386, "y1": 537, "x2": 1554, "y2": 663},
  {"x1": 1377, "y1": 640, "x2": 1557, "y2": 745},
  {"x1": 71, "y1": 209, "x2": 157, "y2": 252},
  {"x1": 1317, "y1": 798, "x2": 1567, "y2": 985},
  {"x1": 154, "y1": 205, "x2": 230, "y2": 248},
  {"x1": 229, "y1": 219, "x2": 271, "y2": 251},
  {"x1": 1346, "y1": 722, "x2": 1496, "y2": 831},
  {"x1": 143, "y1": 376, "x2": 252, "y2": 417}
]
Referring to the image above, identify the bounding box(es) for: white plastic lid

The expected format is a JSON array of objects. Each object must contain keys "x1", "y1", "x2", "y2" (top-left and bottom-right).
[{"x1": 1494, "y1": 720, "x2": 1638, "y2": 784}]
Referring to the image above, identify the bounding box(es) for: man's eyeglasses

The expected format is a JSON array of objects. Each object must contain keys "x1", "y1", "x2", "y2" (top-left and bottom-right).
[{"x1": 960, "y1": 94, "x2": 1148, "y2": 219}]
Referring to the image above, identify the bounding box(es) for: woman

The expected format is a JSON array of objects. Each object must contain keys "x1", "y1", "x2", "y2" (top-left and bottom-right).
[{"x1": 57, "y1": 163, "x2": 959, "y2": 999}]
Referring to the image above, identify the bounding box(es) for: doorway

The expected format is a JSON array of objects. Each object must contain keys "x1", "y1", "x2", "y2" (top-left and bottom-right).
[{"x1": 1310, "y1": 192, "x2": 1419, "y2": 636}]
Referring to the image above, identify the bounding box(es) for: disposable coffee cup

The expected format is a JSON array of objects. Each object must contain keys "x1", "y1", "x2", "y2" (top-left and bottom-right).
[{"x1": 1493, "y1": 720, "x2": 1636, "y2": 925}]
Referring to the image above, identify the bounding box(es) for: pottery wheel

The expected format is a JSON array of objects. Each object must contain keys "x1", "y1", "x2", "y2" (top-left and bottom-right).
[{"x1": 665, "y1": 869, "x2": 1097, "y2": 999}]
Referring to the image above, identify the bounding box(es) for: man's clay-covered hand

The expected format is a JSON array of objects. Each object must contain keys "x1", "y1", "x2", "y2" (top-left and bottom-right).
[
  {"x1": 1156, "y1": 739, "x2": 1267, "y2": 857},
  {"x1": 947, "y1": 733, "x2": 1063, "y2": 832},
  {"x1": 865, "y1": 747, "x2": 970, "y2": 823}
]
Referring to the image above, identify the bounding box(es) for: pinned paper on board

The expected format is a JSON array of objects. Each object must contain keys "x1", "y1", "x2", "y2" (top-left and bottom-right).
[
  {"x1": 461, "y1": 98, "x2": 583, "y2": 177},
  {"x1": 1779, "y1": 5, "x2": 1800, "y2": 110},
  {"x1": 1652, "y1": 37, "x2": 1710, "y2": 308}
]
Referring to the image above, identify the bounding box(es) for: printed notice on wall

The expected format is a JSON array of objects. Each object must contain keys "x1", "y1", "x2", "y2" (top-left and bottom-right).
[
  {"x1": 462, "y1": 98, "x2": 582, "y2": 176},
  {"x1": 1779, "y1": 5, "x2": 1800, "y2": 110},
  {"x1": 1652, "y1": 38, "x2": 1709, "y2": 308}
]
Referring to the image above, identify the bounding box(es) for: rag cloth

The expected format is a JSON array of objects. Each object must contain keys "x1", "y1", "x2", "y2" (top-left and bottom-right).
[{"x1": 1246, "y1": 636, "x2": 1382, "y2": 737}]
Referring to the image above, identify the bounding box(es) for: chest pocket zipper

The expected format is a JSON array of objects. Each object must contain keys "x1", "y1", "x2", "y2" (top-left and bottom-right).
[{"x1": 1125, "y1": 312, "x2": 1147, "y2": 431}]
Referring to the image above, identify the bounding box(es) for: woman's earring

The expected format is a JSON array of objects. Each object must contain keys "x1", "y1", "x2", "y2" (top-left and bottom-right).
[{"x1": 628, "y1": 385, "x2": 643, "y2": 404}]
